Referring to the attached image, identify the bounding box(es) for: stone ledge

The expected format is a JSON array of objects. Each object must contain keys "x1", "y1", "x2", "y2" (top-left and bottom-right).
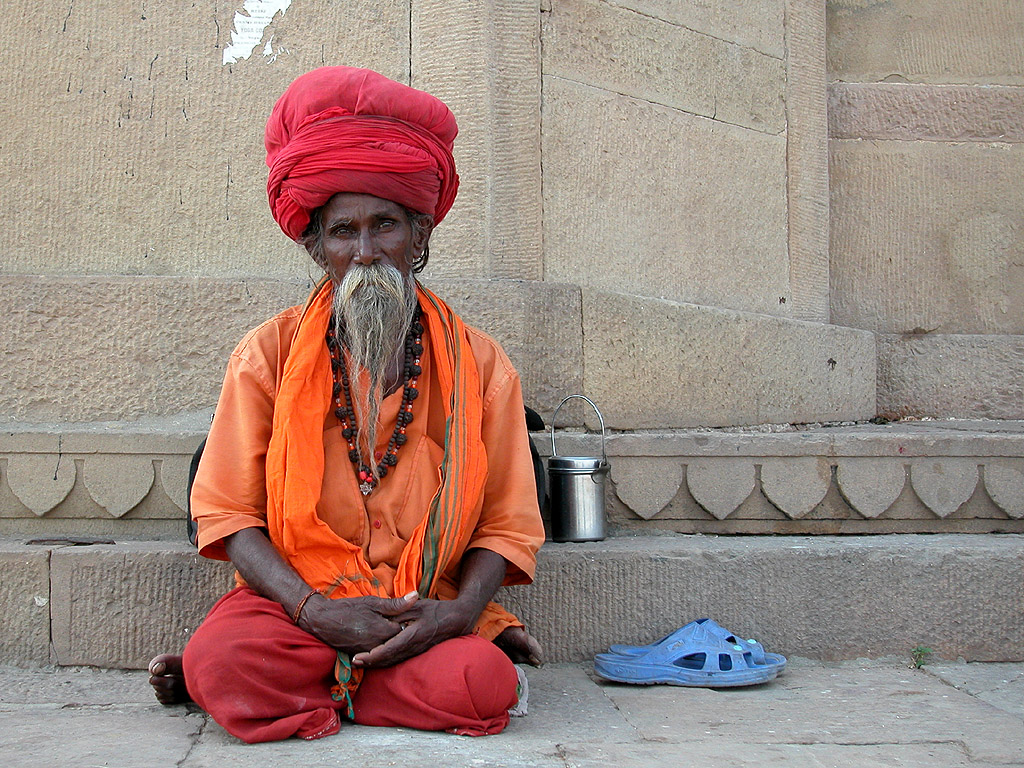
[
  {"x1": 1, "y1": 421, "x2": 1021, "y2": 537},
  {"x1": 878, "y1": 334, "x2": 1024, "y2": 421},
  {"x1": 3, "y1": 535, "x2": 1021, "y2": 668}
]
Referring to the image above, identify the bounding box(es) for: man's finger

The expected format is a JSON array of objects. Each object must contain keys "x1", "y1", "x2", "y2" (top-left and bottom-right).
[
  {"x1": 352, "y1": 627, "x2": 419, "y2": 668},
  {"x1": 371, "y1": 591, "x2": 419, "y2": 616}
]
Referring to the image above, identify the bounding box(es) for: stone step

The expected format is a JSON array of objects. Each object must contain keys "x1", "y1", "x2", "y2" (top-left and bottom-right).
[{"x1": 3, "y1": 534, "x2": 1022, "y2": 669}]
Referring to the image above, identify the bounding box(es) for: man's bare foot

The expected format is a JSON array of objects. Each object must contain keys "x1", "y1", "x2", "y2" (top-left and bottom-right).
[
  {"x1": 495, "y1": 626, "x2": 544, "y2": 667},
  {"x1": 148, "y1": 654, "x2": 192, "y2": 705}
]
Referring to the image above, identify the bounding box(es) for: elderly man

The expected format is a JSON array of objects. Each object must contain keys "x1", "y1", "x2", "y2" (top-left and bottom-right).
[{"x1": 148, "y1": 67, "x2": 545, "y2": 743}]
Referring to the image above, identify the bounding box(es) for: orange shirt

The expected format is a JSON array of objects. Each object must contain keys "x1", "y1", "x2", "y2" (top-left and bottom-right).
[{"x1": 191, "y1": 305, "x2": 544, "y2": 593}]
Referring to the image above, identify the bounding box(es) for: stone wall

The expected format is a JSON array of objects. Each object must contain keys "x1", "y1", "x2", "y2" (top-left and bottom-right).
[{"x1": 827, "y1": 0, "x2": 1024, "y2": 418}]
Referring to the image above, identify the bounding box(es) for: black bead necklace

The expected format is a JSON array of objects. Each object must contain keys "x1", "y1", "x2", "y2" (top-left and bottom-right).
[{"x1": 325, "y1": 310, "x2": 424, "y2": 496}]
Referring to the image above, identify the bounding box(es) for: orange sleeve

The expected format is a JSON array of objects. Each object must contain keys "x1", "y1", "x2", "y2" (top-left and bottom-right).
[
  {"x1": 466, "y1": 333, "x2": 545, "y2": 585},
  {"x1": 191, "y1": 311, "x2": 297, "y2": 560}
]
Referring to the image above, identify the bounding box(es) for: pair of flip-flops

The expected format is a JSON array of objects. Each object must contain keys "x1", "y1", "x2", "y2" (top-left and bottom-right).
[{"x1": 594, "y1": 618, "x2": 786, "y2": 687}]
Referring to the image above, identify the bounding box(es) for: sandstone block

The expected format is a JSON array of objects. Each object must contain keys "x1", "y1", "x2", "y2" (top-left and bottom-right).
[
  {"x1": 542, "y1": 0, "x2": 785, "y2": 133},
  {"x1": 830, "y1": 141, "x2": 1024, "y2": 335},
  {"x1": 543, "y1": 78, "x2": 789, "y2": 317},
  {"x1": 420, "y1": 279, "x2": 583, "y2": 420},
  {"x1": 877, "y1": 334, "x2": 1024, "y2": 420},
  {"x1": 413, "y1": 0, "x2": 543, "y2": 280},
  {"x1": 0, "y1": 543, "x2": 51, "y2": 664},
  {"x1": 830, "y1": 82, "x2": 1024, "y2": 142},
  {"x1": 0, "y1": 0, "x2": 407, "y2": 279},
  {"x1": 49, "y1": 542, "x2": 235, "y2": 667},
  {"x1": 686, "y1": 459, "x2": 757, "y2": 520},
  {"x1": 582, "y1": 290, "x2": 876, "y2": 429},
  {"x1": 827, "y1": 0, "x2": 1024, "y2": 85},
  {"x1": 785, "y1": 0, "x2": 830, "y2": 323},
  {"x1": 1, "y1": 276, "x2": 578, "y2": 423},
  {"x1": 498, "y1": 534, "x2": 1024, "y2": 662}
]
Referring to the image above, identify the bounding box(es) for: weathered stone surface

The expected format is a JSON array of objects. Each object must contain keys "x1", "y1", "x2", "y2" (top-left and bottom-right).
[
  {"x1": 830, "y1": 141, "x2": 1024, "y2": 335},
  {"x1": 602, "y1": 660, "x2": 1024, "y2": 764},
  {"x1": 582, "y1": 290, "x2": 876, "y2": 428},
  {"x1": 49, "y1": 542, "x2": 235, "y2": 667},
  {"x1": 1, "y1": 276, "x2": 581, "y2": 423},
  {"x1": 498, "y1": 535, "x2": 1024, "y2": 663},
  {"x1": 609, "y1": 457, "x2": 682, "y2": 520},
  {"x1": 5, "y1": 454, "x2": 75, "y2": 516},
  {"x1": 542, "y1": 0, "x2": 785, "y2": 133},
  {"x1": 0, "y1": 0, "x2": 408, "y2": 279},
  {"x1": 6, "y1": 533, "x2": 1024, "y2": 667},
  {"x1": 0, "y1": 275, "x2": 311, "y2": 422},
  {"x1": 760, "y1": 457, "x2": 831, "y2": 518},
  {"x1": 159, "y1": 454, "x2": 194, "y2": 512},
  {"x1": 785, "y1": 0, "x2": 830, "y2": 323},
  {"x1": 877, "y1": 334, "x2": 1024, "y2": 420},
  {"x1": 0, "y1": 709, "x2": 203, "y2": 767},
  {"x1": 83, "y1": 455, "x2": 154, "y2": 517},
  {"x1": 911, "y1": 460, "x2": 979, "y2": 518},
  {"x1": 2, "y1": 661, "x2": 1023, "y2": 767},
  {"x1": 827, "y1": 0, "x2": 1024, "y2": 85},
  {"x1": 0, "y1": 543, "x2": 50, "y2": 664},
  {"x1": 543, "y1": 78, "x2": 790, "y2": 317},
  {"x1": 686, "y1": 459, "x2": 756, "y2": 519},
  {"x1": 830, "y1": 82, "x2": 1024, "y2": 142},
  {"x1": 926, "y1": 660, "x2": 1024, "y2": 720},
  {"x1": 606, "y1": 0, "x2": 785, "y2": 58},
  {"x1": 836, "y1": 458, "x2": 907, "y2": 518},
  {"x1": 419, "y1": 279, "x2": 583, "y2": 422},
  {"x1": 413, "y1": 0, "x2": 543, "y2": 280},
  {"x1": 985, "y1": 459, "x2": 1024, "y2": 518}
]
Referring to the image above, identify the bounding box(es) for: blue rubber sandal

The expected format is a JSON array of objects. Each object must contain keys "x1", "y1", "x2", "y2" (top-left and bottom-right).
[
  {"x1": 594, "y1": 619, "x2": 785, "y2": 687},
  {"x1": 608, "y1": 618, "x2": 770, "y2": 666}
]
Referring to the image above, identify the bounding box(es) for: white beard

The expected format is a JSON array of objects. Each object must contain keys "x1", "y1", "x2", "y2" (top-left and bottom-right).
[{"x1": 332, "y1": 263, "x2": 418, "y2": 473}]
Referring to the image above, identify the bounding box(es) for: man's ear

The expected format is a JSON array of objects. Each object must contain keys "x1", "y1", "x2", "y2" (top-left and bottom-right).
[{"x1": 413, "y1": 218, "x2": 434, "y2": 253}]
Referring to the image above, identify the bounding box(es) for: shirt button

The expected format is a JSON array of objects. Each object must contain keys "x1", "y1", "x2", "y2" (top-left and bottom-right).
[{"x1": 373, "y1": 519, "x2": 382, "y2": 529}]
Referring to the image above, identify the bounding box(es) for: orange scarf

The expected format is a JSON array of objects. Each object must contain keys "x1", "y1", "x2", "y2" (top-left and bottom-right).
[{"x1": 264, "y1": 279, "x2": 520, "y2": 707}]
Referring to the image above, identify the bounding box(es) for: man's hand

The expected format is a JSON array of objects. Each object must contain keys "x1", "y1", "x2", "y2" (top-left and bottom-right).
[
  {"x1": 298, "y1": 591, "x2": 418, "y2": 655},
  {"x1": 495, "y1": 625, "x2": 544, "y2": 667},
  {"x1": 351, "y1": 595, "x2": 478, "y2": 668}
]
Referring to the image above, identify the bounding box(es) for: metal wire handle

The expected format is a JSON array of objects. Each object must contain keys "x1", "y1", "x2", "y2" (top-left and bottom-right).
[{"x1": 550, "y1": 394, "x2": 607, "y2": 461}]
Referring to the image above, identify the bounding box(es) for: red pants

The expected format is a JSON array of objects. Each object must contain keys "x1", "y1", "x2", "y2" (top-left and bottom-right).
[{"x1": 182, "y1": 587, "x2": 519, "y2": 743}]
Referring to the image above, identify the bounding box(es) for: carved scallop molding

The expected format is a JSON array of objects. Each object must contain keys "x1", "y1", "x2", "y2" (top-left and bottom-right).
[
  {"x1": 984, "y1": 459, "x2": 1024, "y2": 519},
  {"x1": 911, "y1": 459, "x2": 979, "y2": 518},
  {"x1": 686, "y1": 459, "x2": 756, "y2": 520},
  {"x1": 159, "y1": 455, "x2": 194, "y2": 512},
  {"x1": 83, "y1": 455, "x2": 156, "y2": 517},
  {"x1": 836, "y1": 459, "x2": 907, "y2": 519},
  {"x1": 611, "y1": 457, "x2": 683, "y2": 520},
  {"x1": 761, "y1": 457, "x2": 831, "y2": 519},
  {"x1": 6, "y1": 454, "x2": 77, "y2": 516}
]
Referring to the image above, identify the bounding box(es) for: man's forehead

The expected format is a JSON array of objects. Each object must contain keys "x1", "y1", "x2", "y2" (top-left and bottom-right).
[{"x1": 323, "y1": 193, "x2": 406, "y2": 221}]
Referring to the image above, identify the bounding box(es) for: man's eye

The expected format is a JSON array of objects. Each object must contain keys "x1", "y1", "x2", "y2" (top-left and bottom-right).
[{"x1": 378, "y1": 220, "x2": 395, "y2": 230}]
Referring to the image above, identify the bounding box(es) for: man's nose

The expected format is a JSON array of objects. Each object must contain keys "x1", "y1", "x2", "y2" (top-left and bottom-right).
[{"x1": 352, "y1": 231, "x2": 379, "y2": 265}]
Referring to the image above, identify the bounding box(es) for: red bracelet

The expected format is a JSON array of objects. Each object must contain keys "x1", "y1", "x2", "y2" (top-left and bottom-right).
[{"x1": 292, "y1": 588, "x2": 320, "y2": 624}]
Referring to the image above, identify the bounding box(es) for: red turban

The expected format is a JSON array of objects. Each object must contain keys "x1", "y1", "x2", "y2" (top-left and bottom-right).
[{"x1": 265, "y1": 67, "x2": 460, "y2": 242}]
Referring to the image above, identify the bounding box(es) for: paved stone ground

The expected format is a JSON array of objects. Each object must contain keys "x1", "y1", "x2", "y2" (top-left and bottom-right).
[{"x1": 0, "y1": 658, "x2": 1021, "y2": 767}]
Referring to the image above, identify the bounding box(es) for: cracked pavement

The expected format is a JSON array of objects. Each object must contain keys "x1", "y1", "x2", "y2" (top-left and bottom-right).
[{"x1": 0, "y1": 658, "x2": 1022, "y2": 767}]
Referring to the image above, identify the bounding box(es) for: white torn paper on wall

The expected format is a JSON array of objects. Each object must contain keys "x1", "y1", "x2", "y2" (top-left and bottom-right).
[{"x1": 222, "y1": 0, "x2": 292, "y2": 66}]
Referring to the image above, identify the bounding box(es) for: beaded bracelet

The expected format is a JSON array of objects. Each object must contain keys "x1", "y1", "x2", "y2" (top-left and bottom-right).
[{"x1": 292, "y1": 588, "x2": 321, "y2": 624}]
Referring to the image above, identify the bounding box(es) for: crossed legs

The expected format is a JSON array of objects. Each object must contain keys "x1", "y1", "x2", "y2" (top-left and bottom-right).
[{"x1": 154, "y1": 587, "x2": 519, "y2": 743}]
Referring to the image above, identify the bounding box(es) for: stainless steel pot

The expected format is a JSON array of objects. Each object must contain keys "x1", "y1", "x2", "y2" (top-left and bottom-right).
[{"x1": 548, "y1": 395, "x2": 608, "y2": 542}]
